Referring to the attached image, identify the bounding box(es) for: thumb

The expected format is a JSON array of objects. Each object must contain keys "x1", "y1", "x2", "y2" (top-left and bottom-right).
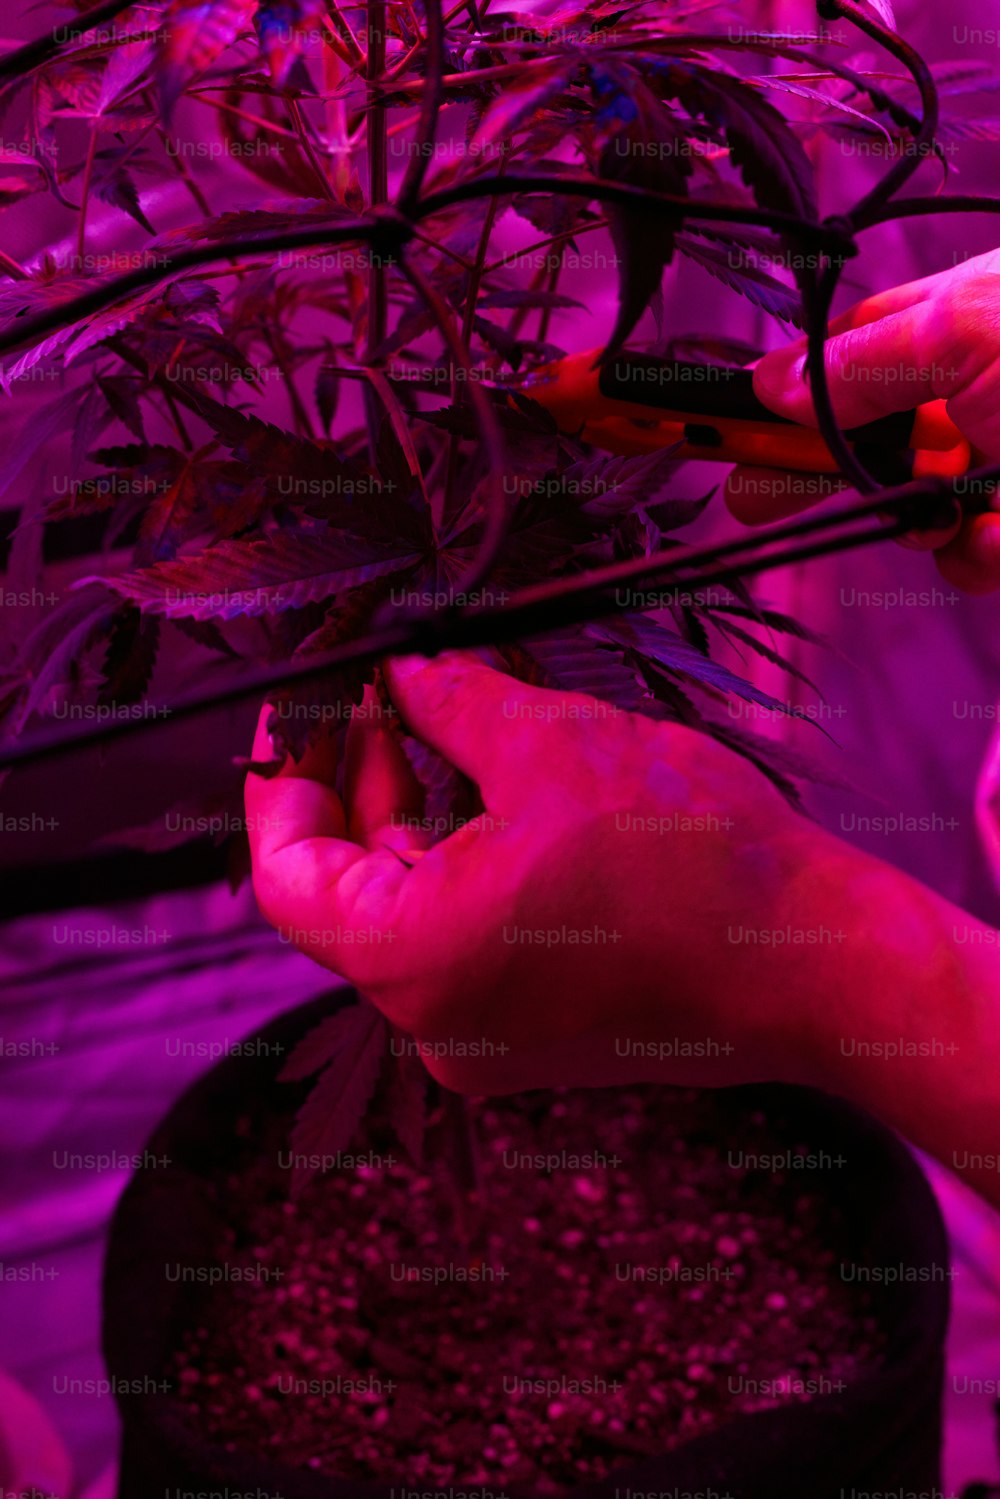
[
  {"x1": 383, "y1": 650, "x2": 560, "y2": 804},
  {"x1": 753, "y1": 300, "x2": 943, "y2": 430}
]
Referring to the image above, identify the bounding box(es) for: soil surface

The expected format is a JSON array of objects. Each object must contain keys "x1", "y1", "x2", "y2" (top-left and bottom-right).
[{"x1": 173, "y1": 1085, "x2": 884, "y2": 1488}]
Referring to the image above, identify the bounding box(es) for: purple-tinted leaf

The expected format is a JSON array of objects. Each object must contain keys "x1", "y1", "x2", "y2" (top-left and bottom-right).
[
  {"x1": 921, "y1": 60, "x2": 1000, "y2": 100},
  {"x1": 478, "y1": 290, "x2": 584, "y2": 311},
  {"x1": 281, "y1": 1003, "x2": 379, "y2": 1082},
  {"x1": 399, "y1": 729, "x2": 480, "y2": 839},
  {"x1": 172, "y1": 616, "x2": 240, "y2": 658},
  {"x1": 95, "y1": 40, "x2": 156, "y2": 117},
  {"x1": 510, "y1": 189, "x2": 591, "y2": 236},
  {"x1": 60, "y1": 282, "x2": 184, "y2": 365},
  {"x1": 264, "y1": 666, "x2": 365, "y2": 760},
  {"x1": 96, "y1": 375, "x2": 147, "y2": 443},
  {"x1": 516, "y1": 629, "x2": 667, "y2": 714},
  {"x1": 72, "y1": 382, "x2": 115, "y2": 475},
  {"x1": 35, "y1": 65, "x2": 103, "y2": 126},
  {"x1": 472, "y1": 314, "x2": 523, "y2": 369},
  {"x1": 383, "y1": 1035, "x2": 427, "y2": 1166},
  {"x1": 0, "y1": 388, "x2": 84, "y2": 498},
  {"x1": 285, "y1": 1001, "x2": 388, "y2": 1195},
  {"x1": 208, "y1": 473, "x2": 271, "y2": 542},
  {"x1": 711, "y1": 602, "x2": 829, "y2": 648},
  {"x1": 372, "y1": 305, "x2": 439, "y2": 362},
  {"x1": 99, "y1": 607, "x2": 161, "y2": 706},
  {"x1": 255, "y1": 0, "x2": 328, "y2": 86},
  {"x1": 159, "y1": 0, "x2": 257, "y2": 119},
  {"x1": 645, "y1": 490, "x2": 713, "y2": 531},
  {"x1": 137, "y1": 459, "x2": 200, "y2": 562},
  {"x1": 707, "y1": 718, "x2": 858, "y2": 809},
  {"x1": 591, "y1": 66, "x2": 693, "y2": 352},
  {"x1": 674, "y1": 232, "x2": 803, "y2": 326},
  {"x1": 934, "y1": 116, "x2": 1000, "y2": 143},
  {"x1": 88, "y1": 532, "x2": 423, "y2": 619},
  {"x1": 671, "y1": 601, "x2": 710, "y2": 656},
  {"x1": 588, "y1": 614, "x2": 790, "y2": 711},
  {"x1": 470, "y1": 59, "x2": 578, "y2": 153},
  {"x1": 94, "y1": 164, "x2": 155, "y2": 234},
  {"x1": 859, "y1": 0, "x2": 895, "y2": 25},
  {"x1": 650, "y1": 60, "x2": 818, "y2": 223},
  {"x1": 754, "y1": 75, "x2": 893, "y2": 145},
  {"x1": 450, "y1": 387, "x2": 561, "y2": 449},
  {"x1": 7, "y1": 591, "x2": 117, "y2": 733},
  {"x1": 295, "y1": 577, "x2": 401, "y2": 656},
  {"x1": 556, "y1": 445, "x2": 685, "y2": 519},
  {"x1": 102, "y1": 789, "x2": 243, "y2": 852},
  {"x1": 151, "y1": 199, "x2": 353, "y2": 251},
  {"x1": 709, "y1": 614, "x2": 822, "y2": 697},
  {"x1": 182, "y1": 391, "x2": 402, "y2": 532},
  {"x1": 315, "y1": 360, "x2": 339, "y2": 436}
]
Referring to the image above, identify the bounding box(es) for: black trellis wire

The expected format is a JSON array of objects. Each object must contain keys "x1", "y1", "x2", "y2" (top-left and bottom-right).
[{"x1": 0, "y1": 0, "x2": 998, "y2": 769}]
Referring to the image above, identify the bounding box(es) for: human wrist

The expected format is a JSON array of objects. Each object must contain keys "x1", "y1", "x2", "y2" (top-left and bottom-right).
[{"x1": 778, "y1": 832, "x2": 996, "y2": 1131}]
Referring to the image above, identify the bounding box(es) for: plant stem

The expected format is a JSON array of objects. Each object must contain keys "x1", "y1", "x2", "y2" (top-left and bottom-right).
[
  {"x1": 321, "y1": 6, "x2": 365, "y2": 66},
  {"x1": 483, "y1": 218, "x2": 607, "y2": 275},
  {"x1": 76, "y1": 129, "x2": 98, "y2": 267},
  {"x1": 322, "y1": 34, "x2": 353, "y2": 201},
  {"x1": 161, "y1": 386, "x2": 194, "y2": 449},
  {"x1": 363, "y1": 0, "x2": 389, "y2": 461},
  {"x1": 442, "y1": 184, "x2": 502, "y2": 525},
  {"x1": 267, "y1": 327, "x2": 316, "y2": 438},
  {"x1": 442, "y1": 1089, "x2": 484, "y2": 1253},
  {"x1": 155, "y1": 111, "x2": 213, "y2": 218},
  {"x1": 0, "y1": 248, "x2": 28, "y2": 280},
  {"x1": 289, "y1": 97, "x2": 337, "y2": 203},
  {"x1": 0, "y1": 0, "x2": 135, "y2": 82},
  {"x1": 191, "y1": 92, "x2": 301, "y2": 142},
  {"x1": 537, "y1": 242, "x2": 564, "y2": 345}
]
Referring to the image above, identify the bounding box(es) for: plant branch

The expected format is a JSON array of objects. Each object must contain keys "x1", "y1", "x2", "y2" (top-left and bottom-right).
[
  {"x1": 363, "y1": 0, "x2": 389, "y2": 459},
  {"x1": 395, "y1": 0, "x2": 446, "y2": 214},
  {"x1": 0, "y1": 177, "x2": 858, "y2": 370},
  {"x1": 0, "y1": 0, "x2": 137, "y2": 84},
  {"x1": 3, "y1": 469, "x2": 988, "y2": 768},
  {"x1": 398, "y1": 252, "x2": 511, "y2": 593},
  {"x1": 823, "y1": 0, "x2": 942, "y2": 226},
  {"x1": 76, "y1": 130, "x2": 99, "y2": 265},
  {"x1": 289, "y1": 97, "x2": 338, "y2": 203}
]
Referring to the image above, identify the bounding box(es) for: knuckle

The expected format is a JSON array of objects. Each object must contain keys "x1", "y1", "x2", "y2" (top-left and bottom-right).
[{"x1": 931, "y1": 285, "x2": 1000, "y2": 390}]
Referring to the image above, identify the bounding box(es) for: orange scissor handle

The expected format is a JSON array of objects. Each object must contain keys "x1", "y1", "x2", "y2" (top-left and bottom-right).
[{"x1": 516, "y1": 349, "x2": 971, "y2": 483}]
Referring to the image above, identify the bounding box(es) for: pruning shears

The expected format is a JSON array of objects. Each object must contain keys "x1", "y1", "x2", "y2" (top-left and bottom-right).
[{"x1": 511, "y1": 348, "x2": 972, "y2": 487}]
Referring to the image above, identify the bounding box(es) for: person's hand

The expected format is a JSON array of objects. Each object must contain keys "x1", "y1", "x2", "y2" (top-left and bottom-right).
[
  {"x1": 724, "y1": 248, "x2": 1000, "y2": 593},
  {"x1": 246, "y1": 652, "x2": 887, "y2": 1096}
]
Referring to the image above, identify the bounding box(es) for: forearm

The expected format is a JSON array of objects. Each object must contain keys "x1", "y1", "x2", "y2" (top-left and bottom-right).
[{"x1": 791, "y1": 835, "x2": 1000, "y2": 1207}]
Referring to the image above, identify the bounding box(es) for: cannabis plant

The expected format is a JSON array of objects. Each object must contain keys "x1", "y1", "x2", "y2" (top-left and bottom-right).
[{"x1": 0, "y1": 0, "x2": 995, "y2": 1172}]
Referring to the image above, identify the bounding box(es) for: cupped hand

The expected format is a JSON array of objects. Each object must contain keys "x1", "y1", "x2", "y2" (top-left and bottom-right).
[
  {"x1": 246, "y1": 652, "x2": 858, "y2": 1096},
  {"x1": 724, "y1": 248, "x2": 1000, "y2": 593}
]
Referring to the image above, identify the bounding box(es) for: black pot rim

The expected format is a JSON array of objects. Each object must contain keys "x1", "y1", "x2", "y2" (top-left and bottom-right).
[{"x1": 102, "y1": 990, "x2": 951, "y2": 1498}]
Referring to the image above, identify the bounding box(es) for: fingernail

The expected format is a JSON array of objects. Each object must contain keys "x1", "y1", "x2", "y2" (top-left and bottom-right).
[{"x1": 754, "y1": 350, "x2": 807, "y2": 406}]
